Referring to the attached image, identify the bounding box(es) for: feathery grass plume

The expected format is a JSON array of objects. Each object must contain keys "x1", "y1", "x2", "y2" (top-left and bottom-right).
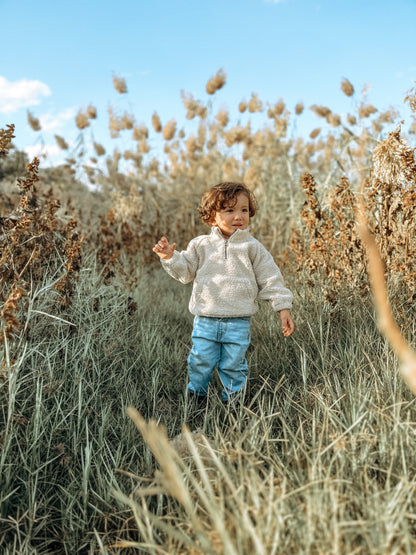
[
  {"x1": 274, "y1": 99, "x2": 285, "y2": 117},
  {"x1": 327, "y1": 113, "x2": 341, "y2": 127},
  {"x1": 0, "y1": 124, "x2": 15, "y2": 156},
  {"x1": 372, "y1": 124, "x2": 416, "y2": 188},
  {"x1": 133, "y1": 124, "x2": 148, "y2": 141},
  {"x1": 91, "y1": 143, "x2": 104, "y2": 158},
  {"x1": 216, "y1": 110, "x2": 229, "y2": 128},
  {"x1": 359, "y1": 103, "x2": 378, "y2": 118},
  {"x1": 347, "y1": 114, "x2": 357, "y2": 126},
  {"x1": 27, "y1": 111, "x2": 41, "y2": 131},
  {"x1": 112, "y1": 73, "x2": 127, "y2": 94},
  {"x1": 163, "y1": 119, "x2": 177, "y2": 141},
  {"x1": 248, "y1": 93, "x2": 263, "y2": 113},
  {"x1": 244, "y1": 166, "x2": 260, "y2": 187},
  {"x1": 75, "y1": 110, "x2": 90, "y2": 130},
  {"x1": 138, "y1": 139, "x2": 150, "y2": 154},
  {"x1": 225, "y1": 124, "x2": 251, "y2": 148},
  {"x1": 310, "y1": 105, "x2": 331, "y2": 118},
  {"x1": 205, "y1": 68, "x2": 226, "y2": 95},
  {"x1": 341, "y1": 78, "x2": 355, "y2": 97},
  {"x1": 196, "y1": 103, "x2": 208, "y2": 118},
  {"x1": 152, "y1": 111, "x2": 162, "y2": 132},
  {"x1": 108, "y1": 107, "x2": 121, "y2": 138},
  {"x1": 238, "y1": 100, "x2": 247, "y2": 113},
  {"x1": 121, "y1": 112, "x2": 135, "y2": 130},
  {"x1": 86, "y1": 104, "x2": 97, "y2": 119},
  {"x1": 295, "y1": 101, "x2": 304, "y2": 115},
  {"x1": 182, "y1": 91, "x2": 199, "y2": 119},
  {"x1": 55, "y1": 135, "x2": 69, "y2": 150},
  {"x1": 309, "y1": 127, "x2": 321, "y2": 139},
  {"x1": 198, "y1": 122, "x2": 206, "y2": 147},
  {"x1": 185, "y1": 135, "x2": 198, "y2": 155}
]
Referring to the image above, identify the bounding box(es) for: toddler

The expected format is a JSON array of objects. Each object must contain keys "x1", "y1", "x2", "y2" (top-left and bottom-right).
[{"x1": 153, "y1": 182, "x2": 294, "y2": 402}]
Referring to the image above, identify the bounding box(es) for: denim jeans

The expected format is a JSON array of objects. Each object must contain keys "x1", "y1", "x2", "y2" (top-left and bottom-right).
[{"x1": 187, "y1": 315, "x2": 251, "y2": 401}]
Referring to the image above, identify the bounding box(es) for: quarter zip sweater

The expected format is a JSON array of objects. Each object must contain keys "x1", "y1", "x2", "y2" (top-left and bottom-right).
[{"x1": 161, "y1": 227, "x2": 293, "y2": 318}]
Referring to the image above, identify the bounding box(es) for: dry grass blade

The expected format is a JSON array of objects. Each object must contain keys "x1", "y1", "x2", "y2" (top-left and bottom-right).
[
  {"x1": 126, "y1": 406, "x2": 193, "y2": 511},
  {"x1": 357, "y1": 204, "x2": 416, "y2": 394}
]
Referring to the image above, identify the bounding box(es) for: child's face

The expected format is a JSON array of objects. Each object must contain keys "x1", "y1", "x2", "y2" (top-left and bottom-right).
[{"x1": 212, "y1": 192, "x2": 250, "y2": 238}]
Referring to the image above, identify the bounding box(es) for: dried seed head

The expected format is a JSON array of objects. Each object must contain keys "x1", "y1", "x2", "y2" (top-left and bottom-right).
[
  {"x1": 274, "y1": 99, "x2": 285, "y2": 117},
  {"x1": 248, "y1": 93, "x2": 263, "y2": 113},
  {"x1": 244, "y1": 166, "x2": 260, "y2": 187},
  {"x1": 0, "y1": 124, "x2": 15, "y2": 156},
  {"x1": 310, "y1": 105, "x2": 331, "y2": 119},
  {"x1": 239, "y1": 100, "x2": 247, "y2": 113},
  {"x1": 138, "y1": 139, "x2": 150, "y2": 154},
  {"x1": 55, "y1": 135, "x2": 69, "y2": 150},
  {"x1": 27, "y1": 111, "x2": 41, "y2": 131},
  {"x1": 86, "y1": 105, "x2": 97, "y2": 119},
  {"x1": 75, "y1": 110, "x2": 90, "y2": 130},
  {"x1": 347, "y1": 114, "x2": 357, "y2": 126},
  {"x1": 216, "y1": 110, "x2": 229, "y2": 128},
  {"x1": 309, "y1": 128, "x2": 321, "y2": 139},
  {"x1": 341, "y1": 78, "x2": 355, "y2": 97},
  {"x1": 295, "y1": 101, "x2": 304, "y2": 115},
  {"x1": 152, "y1": 112, "x2": 162, "y2": 133},
  {"x1": 163, "y1": 119, "x2": 177, "y2": 141},
  {"x1": 373, "y1": 125, "x2": 416, "y2": 187},
  {"x1": 327, "y1": 113, "x2": 341, "y2": 127},
  {"x1": 206, "y1": 68, "x2": 226, "y2": 95},
  {"x1": 359, "y1": 103, "x2": 378, "y2": 119},
  {"x1": 94, "y1": 142, "x2": 106, "y2": 156},
  {"x1": 185, "y1": 135, "x2": 198, "y2": 154},
  {"x1": 121, "y1": 112, "x2": 135, "y2": 129},
  {"x1": 112, "y1": 74, "x2": 127, "y2": 94},
  {"x1": 198, "y1": 122, "x2": 206, "y2": 146},
  {"x1": 133, "y1": 124, "x2": 149, "y2": 141}
]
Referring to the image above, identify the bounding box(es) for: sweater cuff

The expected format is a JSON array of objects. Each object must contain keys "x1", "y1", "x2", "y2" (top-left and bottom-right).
[{"x1": 161, "y1": 251, "x2": 179, "y2": 266}]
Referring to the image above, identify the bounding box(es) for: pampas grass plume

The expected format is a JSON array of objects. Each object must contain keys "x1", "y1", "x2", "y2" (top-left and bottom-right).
[{"x1": 163, "y1": 119, "x2": 177, "y2": 141}]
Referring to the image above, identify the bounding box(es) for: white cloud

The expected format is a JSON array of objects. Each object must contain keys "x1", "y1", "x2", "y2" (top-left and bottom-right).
[
  {"x1": 39, "y1": 107, "x2": 77, "y2": 133},
  {"x1": 24, "y1": 143, "x2": 66, "y2": 164},
  {"x1": 0, "y1": 76, "x2": 51, "y2": 113}
]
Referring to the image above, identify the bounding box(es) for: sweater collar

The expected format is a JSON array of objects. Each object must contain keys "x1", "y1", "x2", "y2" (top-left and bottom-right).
[{"x1": 211, "y1": 226, "x2": 250, "y2": 242}]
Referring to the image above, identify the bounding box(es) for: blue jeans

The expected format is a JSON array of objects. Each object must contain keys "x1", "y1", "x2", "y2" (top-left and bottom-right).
[{"x1": 187, "y1": 315, "x2": 251, "y2": 401}]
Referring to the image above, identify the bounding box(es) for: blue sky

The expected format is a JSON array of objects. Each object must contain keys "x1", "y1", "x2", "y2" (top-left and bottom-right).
[{"x1": 1, "y1": 0, "x2": 415, "y2": 165}]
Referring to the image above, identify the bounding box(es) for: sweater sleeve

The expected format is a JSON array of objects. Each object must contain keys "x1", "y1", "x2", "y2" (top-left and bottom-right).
[
  {"x1": 251, "y1": 242, "x2": 293, "y2": 311},
  {"x1": 160, "y1": 238, "x2": 200, "y2": 284}
]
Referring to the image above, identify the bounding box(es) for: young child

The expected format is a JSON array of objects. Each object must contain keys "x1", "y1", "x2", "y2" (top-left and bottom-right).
[{"x1": 153, "y1": 182, "x2": 294, "y2": 402}]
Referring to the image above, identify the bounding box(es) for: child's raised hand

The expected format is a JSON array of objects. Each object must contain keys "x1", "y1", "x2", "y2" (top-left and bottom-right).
[
  {"x1": 153, "y1": 236, "x2": 176, "y2": 260},
  {"x1": 279, "y1": 309, "x2": 294, "y2": 337}
]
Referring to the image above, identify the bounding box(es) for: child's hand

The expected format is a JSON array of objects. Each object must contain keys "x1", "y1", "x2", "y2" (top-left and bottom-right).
[
  {"x1": 279, "y1": 309, "x2": 294, "y2": 337},
  {"x1": 153, "y1": 236, "x2": 176, "y2": 260}
]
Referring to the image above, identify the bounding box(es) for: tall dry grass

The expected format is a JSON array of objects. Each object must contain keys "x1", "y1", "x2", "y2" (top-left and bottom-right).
[{"x1": 0, "y1": 73, "x2": 416, "y2": 552}]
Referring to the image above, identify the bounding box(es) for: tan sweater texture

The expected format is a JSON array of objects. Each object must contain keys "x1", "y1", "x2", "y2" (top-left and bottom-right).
[{"x1": 161, "y1": 227, "x2": 293, "y2": 318}]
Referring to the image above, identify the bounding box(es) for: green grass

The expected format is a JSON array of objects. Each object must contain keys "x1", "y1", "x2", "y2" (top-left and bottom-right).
[{"x1": 1, "y1": 261, "x2": 416, "y2": 553}]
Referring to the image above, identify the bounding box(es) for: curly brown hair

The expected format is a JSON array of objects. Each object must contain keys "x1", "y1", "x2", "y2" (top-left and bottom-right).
[{"x1": 198, "y1": 182, "x2": 258, "y2": 225}]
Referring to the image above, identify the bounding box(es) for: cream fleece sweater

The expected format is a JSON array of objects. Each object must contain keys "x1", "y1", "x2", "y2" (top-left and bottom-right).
[{"x1": 161, "y1": 227, "x2": 293, "y2": 318}]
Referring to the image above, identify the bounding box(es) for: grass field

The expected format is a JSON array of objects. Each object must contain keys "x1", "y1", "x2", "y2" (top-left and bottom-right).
[
  {"x1": 1, "y1": 78, "x2": 416, "y2": 553},
  {"x1": 1, "y1": 260, "x2": 416, "y2": 553}
]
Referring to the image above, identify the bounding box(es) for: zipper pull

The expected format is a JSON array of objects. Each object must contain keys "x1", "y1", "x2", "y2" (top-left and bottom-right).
[{"x1": 224, "y1": 240, "x2": 228, "y2": 259}]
